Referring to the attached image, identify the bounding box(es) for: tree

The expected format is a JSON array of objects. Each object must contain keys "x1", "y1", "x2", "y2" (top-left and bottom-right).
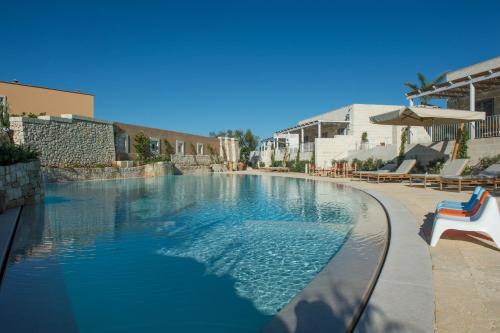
[
  {"x1": 164, "y1": 139, "x2": 174, "y2": 161},
  {"x1": 209, "y1": 128, "x2": 259, "y2": 164},
  {"x1": 0, "y1": 101, "x2": 9, "y2": 128},
  {"x1": 404, "y1": 72, "x2": 448, "y2": 106},
  {"x1": 134, "y1": 132, "x2": 151, "y2": 161}
]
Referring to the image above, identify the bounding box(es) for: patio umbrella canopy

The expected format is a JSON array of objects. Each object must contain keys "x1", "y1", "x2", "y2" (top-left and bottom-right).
[{"x1": 370, "y1": 106, "x2": 486, "y2": 126}]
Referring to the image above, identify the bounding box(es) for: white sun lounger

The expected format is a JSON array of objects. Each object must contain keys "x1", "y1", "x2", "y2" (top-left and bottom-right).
[{"x1": 430, "y1": 195, "x2": 500, "y2": 248}]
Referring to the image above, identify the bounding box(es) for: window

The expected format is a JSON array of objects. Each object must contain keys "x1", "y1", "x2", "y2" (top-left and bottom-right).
[
  {"x1": 196, "y1": 143, "x2": 204, "y2": 155},
  {"x1": 116, "y1": 133, "x2": 129, "y2": 153},
  {"x1": 150, "y1": 138, "x2": 160, "y2": 155},
  {"x1": 176, "y1": 140, "x2": 185, "y2": 155}
]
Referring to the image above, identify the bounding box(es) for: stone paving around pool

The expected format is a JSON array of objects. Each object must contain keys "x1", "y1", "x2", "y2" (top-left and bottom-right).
[{"x1": 239, "y1": 170, "x2": 500, "y2": 332}]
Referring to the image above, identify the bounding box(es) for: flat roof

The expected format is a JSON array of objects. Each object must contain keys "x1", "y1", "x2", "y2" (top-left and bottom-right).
[
  {"x1": 0, "y1": 80, "x2": 94, "y2": 96},
  {"x1": 447, "y1": 56, "x2": 500, "y2": 81}
]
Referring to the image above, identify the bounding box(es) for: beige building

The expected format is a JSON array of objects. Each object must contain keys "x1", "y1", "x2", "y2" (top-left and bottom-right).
[
  {"x1": 406, "y1": 56, "x2": 500, "y2": 141},
  {"x1": 114, "y1": 122, "x2": 221, "y2": 161},
  {"x1": 259, "y1": 104, "x2": 430, "y2": 168},
  {"x1": 0, "y1": 81, "x2": 94, "y2": 117}
]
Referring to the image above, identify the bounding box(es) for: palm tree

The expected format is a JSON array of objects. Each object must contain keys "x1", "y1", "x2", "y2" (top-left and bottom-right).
[{"x1": 404, "y1": 72, "x2": 448, "y2": 106}]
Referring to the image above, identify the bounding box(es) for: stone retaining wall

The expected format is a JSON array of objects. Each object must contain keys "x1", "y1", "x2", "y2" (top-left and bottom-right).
[
  {"x1": 0, "y1": 160, "x2": 43, "y2": 211},
  {"x1": 171, "y1": 155, "x2": 214, "y2": 166},
  {"x1": 10, "y1": 114, "x2": 115, "y2": 167},
  {"x1": 43, "y1": 161, "x2": 175, "y2": 183}
]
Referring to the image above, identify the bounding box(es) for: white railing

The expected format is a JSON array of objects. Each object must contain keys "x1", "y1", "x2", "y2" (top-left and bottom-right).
[
  {"x1": 428, "y1": 114, "x2": 500, "y2": 142},
  {"x1": 300, "y1": 142, "x2": 315, "y2": 152}
]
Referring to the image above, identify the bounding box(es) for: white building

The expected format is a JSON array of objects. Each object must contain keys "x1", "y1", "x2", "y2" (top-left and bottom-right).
[{"x1": 258, "y1": 104, "x2": 431, "y2": 168}]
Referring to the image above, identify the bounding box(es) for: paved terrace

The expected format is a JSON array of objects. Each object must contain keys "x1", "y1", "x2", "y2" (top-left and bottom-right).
[{"x1": 240, "y1": 170, "x2": 500, "y2": 332}]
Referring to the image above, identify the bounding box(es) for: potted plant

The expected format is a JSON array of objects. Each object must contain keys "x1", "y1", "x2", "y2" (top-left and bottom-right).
[{"x1": 360, "y1": 132, "x2": 369, "y2": 150}]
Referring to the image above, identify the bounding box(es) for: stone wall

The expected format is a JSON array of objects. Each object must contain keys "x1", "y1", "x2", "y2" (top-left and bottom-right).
[
  {"x1": 10, "y1": 114, "x2": 115, "y2": 167},
  {"x1": 43, "y1": 161, "x2": 174, "y2": 183},
  {"x1": 0, "y1": 160, "x2": 43, "y2": 211},
  {"x1": 171, "y1": 154, "x2": 213, "y2": 166}
]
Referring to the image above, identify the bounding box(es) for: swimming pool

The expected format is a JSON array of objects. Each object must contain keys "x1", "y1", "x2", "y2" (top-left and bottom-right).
[{"x1": 0, "y1": 175, "x2": 387, "y2": 332}]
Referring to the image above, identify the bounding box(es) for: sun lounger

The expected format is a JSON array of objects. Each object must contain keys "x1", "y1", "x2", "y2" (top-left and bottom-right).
[
  {"x1": 409, "y1": 159, "x2": 469, "y2": 189},
  {"x1": 352, "y1": 164, "x2": 396, "y2": 180},
  {"x1": 364, "y1": 159, "x2": 416, "y2": 183},
  {"x1": 430, "y1": 192, "x2": 500, "y2": 248},
  {"x1": 439, "y1": 163, "x2": 500, "y2": 192}
]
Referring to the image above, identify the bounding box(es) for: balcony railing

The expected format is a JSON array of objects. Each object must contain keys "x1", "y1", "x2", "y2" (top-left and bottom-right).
[
  {"x1": 300, "y1": 142, "x2": 315, "y2": 152},
  {"x1": 428, "y1": 114, "x2": 500, "y2": 142}
]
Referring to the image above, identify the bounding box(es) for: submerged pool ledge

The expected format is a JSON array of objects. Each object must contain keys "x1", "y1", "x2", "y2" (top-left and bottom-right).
[
  {"x1": 0, "y1": 207, "x2": 22, "y2": 282},
  {"x1": 238, "y1": 171, "x2": 434, "y2": 333}
]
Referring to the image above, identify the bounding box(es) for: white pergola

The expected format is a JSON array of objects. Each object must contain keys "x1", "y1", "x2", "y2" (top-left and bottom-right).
[
  {"x1": 275, "y1": 119, "x2": 350, "y2": 144},
  {"x1": 405, "y1": 65, "x2": 500, "y2": 139},
  {"x1": 406, "y1": 66, "x2": 500, "y2": 106}
]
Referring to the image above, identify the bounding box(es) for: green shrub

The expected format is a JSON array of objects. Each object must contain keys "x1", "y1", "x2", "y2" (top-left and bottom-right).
[
  {"x1": 479, "y1": 154, "x2": 500, "y2": 170},
  {"x1": 134, "y1": 132, "x2": 151, "y2": 161},
  {"x1": 0, "y1": 144, "x2": 39, "y2": 166},
  {"x1": 164, "y1": 140, "x2": 174, "y2": 161},
  {"x1": 363, "y1": 158, "x2": 376, "y2": 171},
  {"x1": 461, "y1": 166, "x2": 472, "y2": 176},
  {"x1": 457, "y1": 128, "x2": 469, "y2": 159},
  {"x1": 271, "y1": 160, "x2": 282, "y2": 167},
  {"x1": 427, "y1": 158, "x2": 445, "y2": 174},
  {"x1": 291, "y1": 160, "x2": 306, "y2": 172},
  {"x1": 352, "y1": 158, "x2": 362, "y2": 170},
  {"x1": 144, "y1": 155, "x2": 171, "y2": 164}
]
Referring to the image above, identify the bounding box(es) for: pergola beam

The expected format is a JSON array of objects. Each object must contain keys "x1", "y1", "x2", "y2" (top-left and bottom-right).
[
  {"x1": 275, "y1": 120, "x2": 349, "y2": 134},
  {"x1": 406, "y1": 68, "x2": 500, "y2": 100}
]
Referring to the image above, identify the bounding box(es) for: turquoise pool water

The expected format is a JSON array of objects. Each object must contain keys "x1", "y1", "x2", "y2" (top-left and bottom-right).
[{"x1": 0, "y1": 175, "x2": 369, "y2": 332}]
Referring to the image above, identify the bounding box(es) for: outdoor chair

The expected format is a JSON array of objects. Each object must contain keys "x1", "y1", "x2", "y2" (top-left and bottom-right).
[
  {"x1": 436, "y1": 186, "x2": 484, "y2": 212},
  {"x1": 409, "y1": 159, "x2": 469, "y2": 189},
  {"x1": 439, "y1": 163, "x2": 500, "y2": 192},
  {"x1": 431, "y1": 191, "x2": 500, "y2": 248}
]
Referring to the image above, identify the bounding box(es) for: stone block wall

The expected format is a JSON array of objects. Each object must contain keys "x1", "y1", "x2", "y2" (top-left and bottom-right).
[
  {"x1": 10, "y1": 114, "x2": 115, "y2": 167},
  {"x1": 171, "y1": 154, "x2": 213, "y2": 166},
  {"x1": 0, "y1": 160, "x2": 43, "y2": 211},
  {"x1": 43, "y1": 161, "x2": 174, "y2": 183}
]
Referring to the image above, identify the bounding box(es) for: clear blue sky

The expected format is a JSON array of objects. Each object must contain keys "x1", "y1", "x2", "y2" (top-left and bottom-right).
[{"x1": 3, "y1": 0, "x2": 500, "y2": 138}]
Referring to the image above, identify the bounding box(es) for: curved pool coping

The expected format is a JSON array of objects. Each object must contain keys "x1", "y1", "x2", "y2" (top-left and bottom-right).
[{"x1": 237, "y1": 172, "x2": 434, "y2": 333}]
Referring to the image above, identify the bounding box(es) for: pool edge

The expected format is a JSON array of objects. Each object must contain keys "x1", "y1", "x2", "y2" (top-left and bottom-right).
[{"x1": 237, "y1": 172, "x2": 434, "y2": 333}]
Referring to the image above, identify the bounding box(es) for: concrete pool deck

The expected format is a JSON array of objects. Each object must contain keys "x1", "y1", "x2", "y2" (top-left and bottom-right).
[{"x1": 238, "y1": 170, "x2": 500, "y2": 332}]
